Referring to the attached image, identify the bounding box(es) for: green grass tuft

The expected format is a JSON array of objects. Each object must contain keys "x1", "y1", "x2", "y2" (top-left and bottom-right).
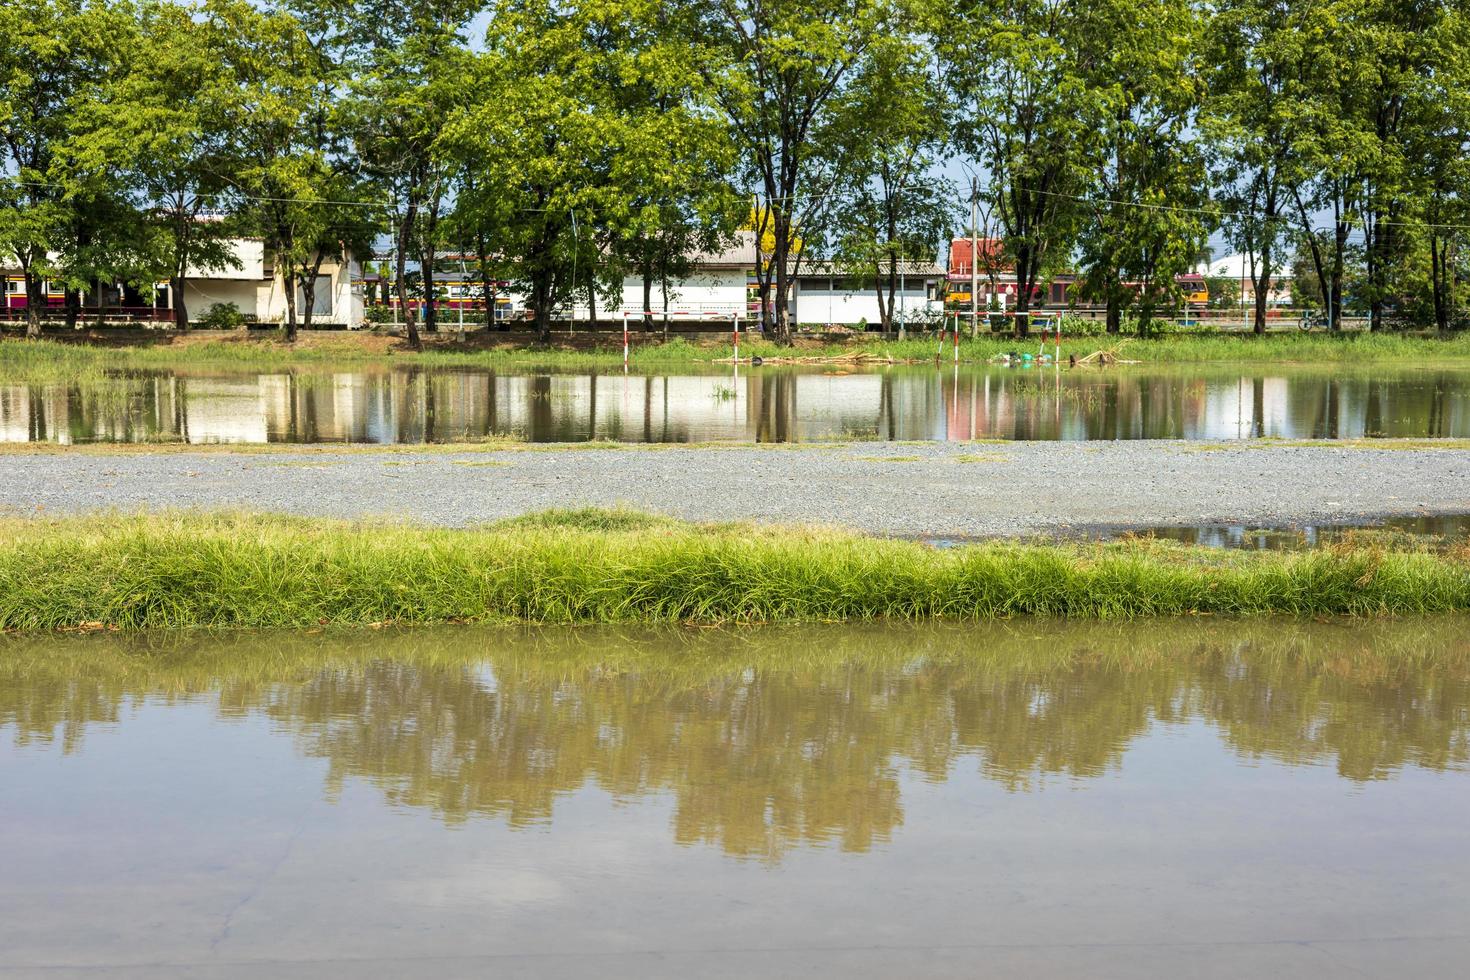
[
  {"x1": 1, "y1": 509, "x2": 1468, "y2": 631},
  {"x1": 6, "y1": 329, "x2": 1470, "y2": 384}
]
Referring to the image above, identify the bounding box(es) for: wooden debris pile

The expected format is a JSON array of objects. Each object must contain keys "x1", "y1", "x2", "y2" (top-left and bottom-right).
[{"x1": 1073, "y1": 339, "x2": 1140, "y2": 366}]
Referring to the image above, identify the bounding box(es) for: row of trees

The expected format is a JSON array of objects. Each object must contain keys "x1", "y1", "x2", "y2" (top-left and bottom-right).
[{"x1": 4, "y1": 0, "x2": 1469, "y2": 344}]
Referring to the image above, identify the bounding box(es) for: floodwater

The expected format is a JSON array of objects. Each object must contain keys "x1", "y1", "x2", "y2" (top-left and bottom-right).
[
  {"x1": 1075, "y1": 513, "x2": 1470, "y2": 550},
  {"x1": 3, "y1": 620, "x2": 1469, "y2": 978},
  {"x1": 3, "y1": 363, "x2": 1470, "y2": 443}
]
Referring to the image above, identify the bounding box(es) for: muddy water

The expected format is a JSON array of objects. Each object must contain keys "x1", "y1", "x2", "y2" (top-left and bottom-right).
[
  {"x1": 2, "y1": 620, "x2": 1469, "y2": 977},
  {"x1": 4, "y1": 363, "x2": 1470, "y2": 444}
]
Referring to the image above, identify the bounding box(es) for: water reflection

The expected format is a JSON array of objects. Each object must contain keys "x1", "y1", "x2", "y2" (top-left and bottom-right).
[
  {"x1": 4, "y1": 620, "x2": 1468, "y2": 860},
  {"x1": 2, "y1": 365, "x2": 1470, "y2": 443}
]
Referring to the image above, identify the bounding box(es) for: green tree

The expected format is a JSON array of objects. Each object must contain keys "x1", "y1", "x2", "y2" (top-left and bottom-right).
[
  {"x1": 600, "y1": 1, "x2": 740, "y2": 332},
  {"x1": 688, "y1": 0, "x2": 890, "y2": 344},
  {"x1": 936, "y1": 0, "x2": 1106, "y2": 337},
  {"x1": 329, "y1": 0, "x2": 482, "y2": 349},
  {"x1": 1401, "y1": 2, "x2": 1470, "y2": 331},
  {"x1": 1075, "y1": 0, "x2": 1210, "y2": 337},
  {"x1": 831, "y1": 34, "x2": 952, "y2": 336},
  {"x1": 444, "y1": 1, "x2": 722, "y2": 344},
  {"x1": 0, "y1": 0, "x2": 129, "y2": 338},
  {"x1": 1204, "y1": 0, "x2": 1301, "y2": 333},
  {"x1": 211, "y1": 0, "x2": 368, "y2": 341},
  {"x1": 101, "y1": 0, "x2": 242, "y2": 331}
]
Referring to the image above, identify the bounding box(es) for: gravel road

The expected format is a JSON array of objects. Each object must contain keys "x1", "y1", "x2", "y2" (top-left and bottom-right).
[{"x1": 2, "y1": 440, "x2": 1468, "y2": 538}]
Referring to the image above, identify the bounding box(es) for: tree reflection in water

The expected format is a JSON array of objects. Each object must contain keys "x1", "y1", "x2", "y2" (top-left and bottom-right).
[
  {"x1": 2, "y1": 364, "x2": 1470, "y2": 443},
  {"x1": 3, "y1": 619, "x2": 1468, "y2": 860}
]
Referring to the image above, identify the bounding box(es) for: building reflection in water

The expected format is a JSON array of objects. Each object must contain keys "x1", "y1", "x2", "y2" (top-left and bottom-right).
[{"x1": 1, "y1": 365, "x2": 1469, "y2": 445}]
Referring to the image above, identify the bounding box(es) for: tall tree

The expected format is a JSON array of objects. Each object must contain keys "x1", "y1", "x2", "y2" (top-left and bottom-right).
[
  {"x1": 936, "y1": 0, "x2": 1105, "y2": 337},
  {"x1": 0, "y1": 0, "x2": 128, "y2": 338},
  {"x1": 102, "y1": 0, "x2": 241, "y2": 331},
  {"x1": 1402, "y1": 2, "x2": 1470, "y2": 331},
  {"x1": 331, "y1": 0, "x2": 482, "y2": 350},
  {"x1": 1204, "y1": 0, "x2": 1300, "y2": 333},
  {"x1": 1075, "y1": 0, "x2": 1210, "y2": 336},
  {"x1": 212, "y1": 0, "x2": 367, "y2": 341},
  {"x1": 602, "y1": 1, "x2": 740, "y2": 331},
  {"x1": 688, "y1": 0, "x2": 889, "y2": 344},
  {"x1": 444, "y1": 0, "x2": 721, "y2": 344},
  {"x1": 831, "y1": 32, "x2": 952, "y2": 336}
]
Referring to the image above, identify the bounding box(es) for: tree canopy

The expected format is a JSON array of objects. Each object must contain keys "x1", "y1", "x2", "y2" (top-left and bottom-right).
[{"x1": 5, "y1": 0, "x2": 1470, "y2": 341}]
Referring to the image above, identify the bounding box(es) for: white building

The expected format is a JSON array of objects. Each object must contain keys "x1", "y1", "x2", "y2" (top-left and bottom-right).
[
  {"x1": 178, "y1": 239, "x2": 362, "y2": 326},
  {"x1": 3, "y1": 238, "x2": 364, "y2": 327},
  {"x1": 592, "y1": 232, "x2": 944, "y2": 329},
  {"x1": 1193, "y1": 253, "x2": 1295, "y2": 307}
]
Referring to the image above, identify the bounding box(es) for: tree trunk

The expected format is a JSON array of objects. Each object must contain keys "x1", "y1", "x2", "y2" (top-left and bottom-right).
[
  {"x1": 882, "y1": 249, "x2": 898, "y2": 334},
  {"x1": 283, "y1": 270, "x2": 299, "y2": 343},
  {"x1": 63, "y1": 287, "x2": 79, "y2": 331},
  {"x1": 299, "y1": 269, "x2": 316, "y2": 331},
  {"x1": 770, "y1": 207, "x2": 794, "y2": 345},
  {"x1": 1013, "y1": 246, "x2": 1035, "y2": 338},
  {"x1": 1105, "y1": 296, "x2": 1121, "y2": 335},
  {"x1": 172, "y1": 275, "x2": 190, "y2": 331},
  {"x1": 1431, "y1": 235, "x2": 1449, "y2": 332},
  {"x1": 1253, "y1": 239, "x2": 1271, "y2": 335},
  {"x1": 531, "y1": 268, "x2": 553, "y2": 345},
  {"x1": 641, "y1": 256, "x2": 655, "y2": 331},
  {"x1": 24, "y1": 271, "x2": 43, "y2": 340},
  {"x1": 420, "y1": 244, "x2": 438, "y2": 336},
  {"x1": 395, "y1": 213, "x2": 421, "y2": 351},
  {"x1": 1330, "y1": 215, "x2": 1348, "y2": 330},
  {"x1": 1368, "y1": 210, "x2": 1385, "y2": 332}
]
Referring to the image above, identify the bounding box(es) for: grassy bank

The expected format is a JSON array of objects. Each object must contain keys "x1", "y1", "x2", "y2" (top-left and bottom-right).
[
  {"x1": 1, "y1": 509, "x2": 1468, "y2": 631},
  {"x1": 4, "y1": 328, "x2": 1470, "y2": 382}
]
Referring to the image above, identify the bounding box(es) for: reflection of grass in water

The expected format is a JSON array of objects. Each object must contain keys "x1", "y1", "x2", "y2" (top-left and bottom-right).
[
  {"x1": 2, "y1": 509, "x2": 1470, "y2": 630},
  {"x1": 710, "y1": 382, "x2": 735, "y2": 401}
]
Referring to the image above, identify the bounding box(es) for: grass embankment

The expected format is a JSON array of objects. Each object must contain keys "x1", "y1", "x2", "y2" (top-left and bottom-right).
[
  {"x1": 5, "y1": 328, "x2": 1470, "y2": 382},
  {"x1": 1, "y1": 509, "x2": 1467, "y2": 631}
]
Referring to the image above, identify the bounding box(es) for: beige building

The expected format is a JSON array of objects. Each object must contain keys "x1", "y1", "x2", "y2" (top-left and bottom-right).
[{"x1": 3, "y1": 238, "x2": 364, "y2": 327}]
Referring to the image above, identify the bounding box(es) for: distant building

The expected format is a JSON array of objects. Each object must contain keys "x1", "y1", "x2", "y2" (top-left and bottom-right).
[
  {"x1": 1193, "y1": 253, "x2": 1294, "y2": 307},
  {"x1": 366, "y1": 231, "x2": 946, "y2": 330},
  {"x1": 2, "y1": 238, "x2": 364, "y2": 327}
]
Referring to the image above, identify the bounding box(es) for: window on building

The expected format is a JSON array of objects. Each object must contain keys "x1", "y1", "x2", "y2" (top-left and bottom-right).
[{"x1": 295, "y1": 276, "x2": 333, "y2": 317}]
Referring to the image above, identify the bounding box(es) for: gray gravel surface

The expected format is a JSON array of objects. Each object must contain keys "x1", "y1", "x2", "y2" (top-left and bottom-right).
[{"x1": 2, "y1": 441, "x2": 1468, "y2": 537}]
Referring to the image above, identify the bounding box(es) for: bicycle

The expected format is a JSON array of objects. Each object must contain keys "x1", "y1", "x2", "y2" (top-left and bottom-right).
[{"x1": 1296, "y1": 311, "x2": 1328, "y2": 332}]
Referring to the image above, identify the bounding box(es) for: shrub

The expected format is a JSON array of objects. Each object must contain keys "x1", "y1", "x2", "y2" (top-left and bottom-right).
[{"x1": 195, "y1": 302, "x2": 246, "y2": 330}]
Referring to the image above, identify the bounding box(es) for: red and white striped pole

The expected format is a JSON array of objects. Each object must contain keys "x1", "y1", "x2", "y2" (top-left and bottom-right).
[
  {"x1": 953, "y1": 315, "x2": 960, "y2": 365},
  {"x1": 622, "y1": 312, "x2": 630, "y2": 371},
  {"x1": 732, "y1": 313, "x2": 740, "y2": 362}
]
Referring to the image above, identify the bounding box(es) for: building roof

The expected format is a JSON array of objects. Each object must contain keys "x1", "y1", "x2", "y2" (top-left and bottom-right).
[
  {"x1": 1193, "y1": 252, "x2": 1297, "y2": 280},
  {"x1": 796, "y1": 259, "x2": 946, "y2": 279}
]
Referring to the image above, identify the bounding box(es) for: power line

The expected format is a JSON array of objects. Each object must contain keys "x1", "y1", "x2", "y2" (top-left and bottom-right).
[
  {"x1": 3, "y1": 178, "x2": 388, "y2": 210},
  {"x1": 1006, "y1": 182, "x2": 1470, "y2": 234}
]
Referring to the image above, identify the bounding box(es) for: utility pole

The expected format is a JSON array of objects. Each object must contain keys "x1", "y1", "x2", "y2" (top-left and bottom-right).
[{"x1": 970, "y1": 176, "x2": 980, "y2": 339}]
